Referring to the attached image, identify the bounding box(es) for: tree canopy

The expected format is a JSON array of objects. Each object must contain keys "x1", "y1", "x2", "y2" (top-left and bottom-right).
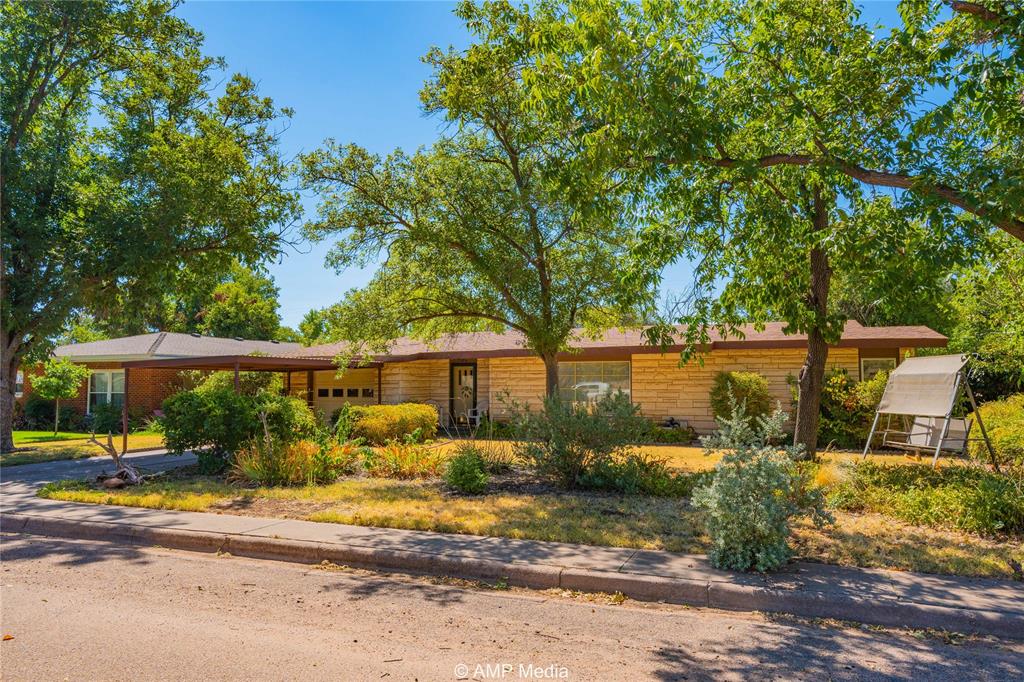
[
  {"x1": 0, "y1": 0, "x2": 300, "y2": 450},
  {"x1": 300, "y1": 38, "x2": 640, "y2": 393}
]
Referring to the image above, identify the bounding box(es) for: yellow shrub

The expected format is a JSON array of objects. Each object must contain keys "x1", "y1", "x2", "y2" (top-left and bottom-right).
[
  {"x1": 813, "y1": 462, "x2": 848, "y2": 489},
  {"x1": 350, "y1": 403, "x2": 439, "y2": 444},
  {"x1": 364, "y1": 442, "x2": 447, "y2": 479}
]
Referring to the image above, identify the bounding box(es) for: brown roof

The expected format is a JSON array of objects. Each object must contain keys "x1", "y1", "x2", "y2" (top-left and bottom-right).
[
  {"x1": 54, "y1": 332, "x2": 302, "y2": 361},
  {"x1": 295, "y1": 321, "x2": 947, "y2": 363}
]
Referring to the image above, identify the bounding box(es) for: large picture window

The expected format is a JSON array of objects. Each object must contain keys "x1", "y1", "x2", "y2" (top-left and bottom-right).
[
  {"x1": 89, "y1": 370, "x2": 125, "y2": 413},
  {"x1": 861, "y1": 357, "x2": 897, "y2": 381},
  {"x1": 558, "y1": 361, "x2": 630, "y2": 403}
]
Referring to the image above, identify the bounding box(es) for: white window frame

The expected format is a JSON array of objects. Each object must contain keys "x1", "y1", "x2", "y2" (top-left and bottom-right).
[
  {"x1": 88, "y1": 370, "x2": 125, "y2": 414},
  {"x1": 557, "y1": 360, "x2": 631, "y2": 403},
  {"x1": 860, "y1": 357, "x2": 897, "y2": 381},
  {"x1": 15, "y1": 370, "x2": 24, "y2": 398}
]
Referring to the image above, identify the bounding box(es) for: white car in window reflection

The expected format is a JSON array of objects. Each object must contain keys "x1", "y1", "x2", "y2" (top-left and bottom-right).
[{"x1": 572, "y1": 382, "x2": 611, "y2": 400}]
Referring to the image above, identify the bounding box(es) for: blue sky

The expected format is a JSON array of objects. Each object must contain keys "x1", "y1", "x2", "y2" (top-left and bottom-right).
[{"x1": 176, "y1": 1, "x2": 905, "y2": 329}]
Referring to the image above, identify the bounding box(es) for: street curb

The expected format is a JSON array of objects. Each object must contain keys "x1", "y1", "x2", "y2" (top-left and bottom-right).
[{"x1": 6, "y1": 512, "x2": 1023, "y2": 639}]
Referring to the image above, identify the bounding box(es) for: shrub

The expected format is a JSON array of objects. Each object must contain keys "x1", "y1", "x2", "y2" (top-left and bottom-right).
[
  {"x1": 444, "y1": 444, "x2": 490, "y2": 494},
  {"x1": 162, "y1": 387, "x2": 317, "y2": 473},
  {"x1": 363, "y1": 442, "x2": 446, "y2": 479},
  {"x1": 641, "y1": 422, "x2": 698, "y2": 444},
  {"x1": 232, "y1": 435, "x2": 365, "y2": 486},
  {"x1": 693, "y1": 398, "x2": 831, "y2": 572},
  {"x1": 21, "y1": 394, "x2": 84, "y2": 431},
  {"x1": 827, "y1": 461, "x2": 1024, "y2": 536},
  {"x1": 813, "y1": 368, "x2": 890, "y2": 449},
  {"x1": 709, "y1": 371, "x2": 771, "y2": 421},
  {"x1": 578, "y1": 451, "x2": 706, "y2": 497},
  {"x1": 344, "y1": 403, "x2": 438, "y2": 445},
  {"x1": 188, "y1": 369, "x2": 284, "y2": 397},
  {"x1": 89, "y1": 402, "x2": 122, "y2": 434},
  {"x1": 511, "y1": 391, "x2": 649, "y2": 489},
  {"x1": 969, "y1": 394, "x2": 1024, "y2": 469}
]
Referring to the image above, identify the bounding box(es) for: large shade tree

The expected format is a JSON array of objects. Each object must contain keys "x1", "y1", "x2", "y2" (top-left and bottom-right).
[
  {"x1": 1, "y1": 0, "x2": 300, "y2": 451},
  {"x1": 453, "y1": 0, "x2": 1016, "y2": 456},
  {"x1": 300, "y1": 43, "x2": 638, "y2": 395}
]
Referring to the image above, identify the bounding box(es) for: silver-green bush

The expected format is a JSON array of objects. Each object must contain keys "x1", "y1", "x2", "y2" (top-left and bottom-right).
[{"x1": 693, "y1": 398, "x2": 832, "y2": 572}]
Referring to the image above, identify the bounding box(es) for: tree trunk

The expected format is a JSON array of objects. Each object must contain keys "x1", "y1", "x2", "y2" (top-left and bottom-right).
[
  {"x1": 0, "y1": 335, "x2": 21, "y2": 453},
  {"x1": 793, "y1": 188, "x2": 833, "y2": 460},
  {"x1": 54, "y1": 398, "x2": 60, "y2": 437},
  {"x1": 541, "y1": 352, "x2": 559, "y2": 399}
]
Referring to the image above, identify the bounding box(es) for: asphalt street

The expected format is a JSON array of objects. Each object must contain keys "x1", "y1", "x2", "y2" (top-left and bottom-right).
[{"x1": 2, "y1": 533, "x2": 1022, "y2": 681}]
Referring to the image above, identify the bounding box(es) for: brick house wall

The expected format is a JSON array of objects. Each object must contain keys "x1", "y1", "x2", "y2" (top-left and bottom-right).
[{"x1": 17, "y1": 362, "x2": 187, "y2": 417}]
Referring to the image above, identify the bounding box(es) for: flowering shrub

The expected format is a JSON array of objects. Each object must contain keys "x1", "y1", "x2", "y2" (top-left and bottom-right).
[{"x1": 693, "y1": 398, "x2": 832, "y2": 572}]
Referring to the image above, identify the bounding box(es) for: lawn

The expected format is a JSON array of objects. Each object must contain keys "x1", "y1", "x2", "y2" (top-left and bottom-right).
[
  {"x1": 13, "y1": 430, "x2": 96, "y2": 445},
  {"x1": 39, "y1": 448, "x2": 1024, "y2": 580},
  {"x1": 2, "y1": 431, "x2": 166, "y2": 467}
]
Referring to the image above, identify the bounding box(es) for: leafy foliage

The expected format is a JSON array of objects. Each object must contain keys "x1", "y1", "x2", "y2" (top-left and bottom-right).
[
  {"x1": 29, "y1": 358, "x2": 91, "y2": 435},
  {"x1": 693, "y1": 398, "x2": 831, "y2": 572},
  {"x1": 970, "y1": 394, "x2": 1024, "y2": 470},
  {"x1": 362, "y1": 442, "x2": 446, "y2": 479},
  {"x1": 19, "y1": 395, "x2": 84, "y2": 432},
  {"x1": 161, "y1": 387, "x2": 316, "y2": 472},
  {"x1": 816, "y1": 369, "x2": 889, "y2": 449},
  {"x1": 298, "y1": 21, "x2": 640, "y2": 394},
  {"x1": 1, "y1": 0, "x2": 299, "y2": 450},
  {"x1": 827, "y1": 462, "x2": 1024, "y2": 536},
  {"x1": 709, "y1": 371, "x2": 772, "y2": 421},
  {"x1": 341, "y1": 404, "x2": 439, "y2": 445},
  {"x1": 195, "y1": 263, "x2": 284, "y2": 340},
  {"x1": 510, "y1": 391, "x2": 649, "y2": 489},
  {"x1": 444, "y1": 443, "x2": 491, "y2": 494},
  {"x1": 232, "y1": 437, "x2": 364, "y2": 486}
]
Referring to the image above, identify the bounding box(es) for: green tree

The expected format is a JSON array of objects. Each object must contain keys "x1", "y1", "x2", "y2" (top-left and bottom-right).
[
  {"x1": 456, "y1": 0, "x2": 1008, "y2": 455},
  {"x1": 947, "y1": 232, "x2": 1024, "y2": 398},
  {"x1": 1, "y1": 1, "x2": 300, "y2": 451},
  {"x1": 196, "y1": 264, "x2": 282, "y2": 340},
  {"x1": 299, "y1": 42, "x2": 638, "y2": 394},
  {"x1": 298, "y1": 305, "x2": 339, "y2": 345},
  {"x1": 30, "y1": 357, "x2": 91, "y2": 436}
]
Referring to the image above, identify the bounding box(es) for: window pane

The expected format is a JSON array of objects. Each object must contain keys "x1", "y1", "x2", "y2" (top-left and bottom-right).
[
  {"x1": 556, "y1": 361, "x2": 631, "y2": 402},
  {"x1": 111, "y1": 371, "x2": 125, "y2": 393},
  {"x1": 90, "y1": 394, "x2": 108, "y2": 409},
  {"x1": 109, "y1": 393, "x2": 124, "y2": 409},
  {"x1": 91, "y1": 372, "x2": 108, "y2": 394}
]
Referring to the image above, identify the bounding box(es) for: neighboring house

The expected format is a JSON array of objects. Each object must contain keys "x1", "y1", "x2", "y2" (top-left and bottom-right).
[
  {"x1": 16, "y1": 333, "x2": 302, "y2": 416},
  {"x1": 19, "y1": 321, "x2": 946, "y2": 434}
]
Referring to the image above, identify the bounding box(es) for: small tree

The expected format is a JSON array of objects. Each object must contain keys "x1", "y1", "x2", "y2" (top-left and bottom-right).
[{"x1": 30, "y1": 358, "x2": 90, "y2": 436}]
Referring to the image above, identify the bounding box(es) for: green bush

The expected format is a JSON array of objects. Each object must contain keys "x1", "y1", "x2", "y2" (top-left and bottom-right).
[
  {"x1": 161, "y1": 387, "x2": 317, "y2": 473},
  {"x1": 709, "y1": 371, "x2": 771, "y2": 421},
  {"x1": 827, "y1": 461, "x2": 1024, "y2": 536},
  {"x1": 693, "y1": 398, "x2": 831, "y2": 572},
  {"x1": 578, "y1": 451, "x2": 706, "y2": 497},
  {"x1": 187, "y1": 369, "x2": 284, "y2": 397},
  {"x1": 641, "y1": 422, "x2": 698, "y2": 444},
  {"x1": 346, "y1": 403, "x2": 438, "y2": 445},
  {"x1": 444, "y1": 444, "x2": 490, "y2": 494},
  {"x1": 88, "y1": 402, "x2": 122, "y2": 434},
  {"x1": 969, "y1": 394, "x2": 1024, "y2": 469},
  {"x1": 820, "y1": 368, "x2": 890, "y2": 449},
  {"x1": 20, "y1": 394, "x2": 84, "y2": 431},
  {"x1": 510, "y1": 391, "x2": 649, "y2": 489}
]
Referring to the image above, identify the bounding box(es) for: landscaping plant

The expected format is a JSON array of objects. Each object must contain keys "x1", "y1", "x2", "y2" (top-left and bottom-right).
[
  {"x1": 444, "y1": 444, "x2": 490, "y2": 494},
  {"x1": 362, "y1": 441, "x2": 446, "y2": 479},
  {"x1": 511, "y1": 392, "x2": 648, "y2": 489},
  {"x1": 709, "y1": 371, "x2": 771, "y2": 421},
  {"x1": 969, "y1": 394, "x2": 1024, "y2": 470},
  {"x1": 826, "y1": 461, "x2": 1024, "y2": 536},
  {"x1": 343, "y1": 404, "x2": 439, "y2": 445},
  {"x1": 693, "y1": 398, "x2": 832, "y2": 572},
  {"x1": 813, "y1": 369, "x2": 889, "y2": 449},
  {"x1": 29, "y1": 357, "x2": 91, "y2": 436}
]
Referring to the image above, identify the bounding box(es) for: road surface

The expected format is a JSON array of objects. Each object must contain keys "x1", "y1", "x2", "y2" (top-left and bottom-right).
[{"x1": 2, "y1": 534, "x2": 1022, "y2": 681}]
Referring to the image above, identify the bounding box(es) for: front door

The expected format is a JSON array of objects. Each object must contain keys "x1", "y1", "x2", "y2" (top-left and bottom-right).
[{"x1": 450, "y1": 363, "x2": 477, "y2": 425}]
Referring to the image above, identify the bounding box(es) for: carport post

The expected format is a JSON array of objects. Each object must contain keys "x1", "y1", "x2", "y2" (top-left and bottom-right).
[
  {"x1": 121, "y1": 368, "x2": 130, "y2": 454},
  {"x1": 233, "y1": 361, "x2": 240, "y2": 393}
]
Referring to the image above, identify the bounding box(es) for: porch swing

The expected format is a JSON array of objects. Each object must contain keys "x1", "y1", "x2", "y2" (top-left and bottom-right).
[{"x1": 861, "y1": 354, "x2": 998, "y2": 468}]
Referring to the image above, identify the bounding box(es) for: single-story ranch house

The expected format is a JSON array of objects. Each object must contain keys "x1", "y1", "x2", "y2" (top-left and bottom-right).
[{"x1": 17, "y1": 321, "x2": 946, "y2": 436}]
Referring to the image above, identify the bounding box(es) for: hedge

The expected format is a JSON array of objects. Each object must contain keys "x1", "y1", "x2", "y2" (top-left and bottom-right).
[
  {"x1": 344, "y1": 403, "x2": 439, "y2": 445},
  {"x1": 969, "y1": 394, "x2": 1024, "y2": 468},
  {"x1": 709, "y1": 371, "x2": 772, "y2": 420}
]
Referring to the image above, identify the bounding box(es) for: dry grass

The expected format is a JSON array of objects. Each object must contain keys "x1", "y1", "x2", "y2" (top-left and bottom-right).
[
  {"x1": 1, "y1": 432, "x2": 165, "y2": 467},
  {"x1": 39, "y1": 471, "x2": 1023, "y2": 578}
]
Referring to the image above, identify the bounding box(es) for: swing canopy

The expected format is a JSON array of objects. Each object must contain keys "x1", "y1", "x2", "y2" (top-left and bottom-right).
[{"x1": 875, "y1": 354, "x2": 968, "y2": 417}]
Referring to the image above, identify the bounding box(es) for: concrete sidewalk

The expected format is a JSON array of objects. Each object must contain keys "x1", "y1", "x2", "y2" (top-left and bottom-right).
[{"x1": 2, "y1": 451, "x2": 1023, "y2": 639}]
